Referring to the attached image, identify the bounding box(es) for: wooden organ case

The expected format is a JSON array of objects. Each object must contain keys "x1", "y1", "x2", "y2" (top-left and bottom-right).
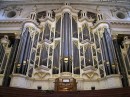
[{"x1": 54, "y1": 78, "x2": 77, "y2": 91}]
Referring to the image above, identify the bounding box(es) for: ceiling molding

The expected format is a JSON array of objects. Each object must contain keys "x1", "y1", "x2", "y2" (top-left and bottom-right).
[{"x1": 0, "y1": 0, "x2": 130, "y2": 7}]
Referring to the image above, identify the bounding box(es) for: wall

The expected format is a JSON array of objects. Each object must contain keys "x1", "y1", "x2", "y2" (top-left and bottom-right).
[{"x1": 10, "y1": 74, "x2": 122, "y2": 90}]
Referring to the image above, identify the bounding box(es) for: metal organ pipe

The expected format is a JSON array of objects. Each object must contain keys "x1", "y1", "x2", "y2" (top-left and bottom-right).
[
  {"x1": 61, "y1": 12, "x2": 72, "y2": 72},
  {"x1": 100, "y1": 38, "x2": 109, "y2": 75},
  {"x1": 103, "y1": 28, "x2": 118, "y2": 74},
  {"x1": 102, "y1": 32, "x2": 113, "y2": 74},
  {"x1": 15, "y1": 28, "x2": 32, "y2": 74},
  {"x1": 19, "y1": 31, "x2": 29, "y2": 65},
  {"x1": 22, "y1": 35, "x2": 31, "y2": 75}
]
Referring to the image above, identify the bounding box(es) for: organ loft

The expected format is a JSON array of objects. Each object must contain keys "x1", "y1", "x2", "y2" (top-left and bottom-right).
[{"x1": 0, "y1": 0, "x2": 130, "y2": 91}]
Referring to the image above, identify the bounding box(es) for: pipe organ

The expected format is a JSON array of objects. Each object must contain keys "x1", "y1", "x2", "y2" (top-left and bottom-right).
[{"x1": 0, "y1": 4, "x2": 130, "y2": 90}]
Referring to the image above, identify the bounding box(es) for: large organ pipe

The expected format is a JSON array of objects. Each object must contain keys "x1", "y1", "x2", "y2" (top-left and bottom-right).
[
  {"x1": 22, "y1": 34, "x2": 31, "y2": 75},
  {"x1": 61, "y1": 13, "x2": 72, "y2": 72},
  {"x1": 102, "y1": 33, "x2": 112, "y2": 74},
  {"x1": 103, "y1": 28, "x2": 117, "y2": 74},
  {"x1": 100, "y1": 39, "x2": 109, "y2": 75},
  {"x1": 15, "y1": 29, "x2": 29, "y2": 73}
]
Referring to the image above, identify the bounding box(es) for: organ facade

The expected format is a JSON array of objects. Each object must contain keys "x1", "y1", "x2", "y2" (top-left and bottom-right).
[{"x1": 0, "y1": 0, "x2": 130, "y2": 90}]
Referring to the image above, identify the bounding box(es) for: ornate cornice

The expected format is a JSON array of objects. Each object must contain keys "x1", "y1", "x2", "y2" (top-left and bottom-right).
[
  {"x1": 0, "y1": 19, "x2": 24, "y2": 23},
  {"x1": 1, "y1": 0, "x2": 130, "y2": 7},
  {"x1": 110, "y1": 21, "x2": 130, "y2": 25}
]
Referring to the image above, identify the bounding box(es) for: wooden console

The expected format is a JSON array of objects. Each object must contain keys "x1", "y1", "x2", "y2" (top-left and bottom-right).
[{"x1": 54, "y1": 78, "x2": 77, "y2": 91}]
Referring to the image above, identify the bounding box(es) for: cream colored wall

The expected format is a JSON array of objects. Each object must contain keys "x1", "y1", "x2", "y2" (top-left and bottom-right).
[{"x1": 10, "y1": 74, "x2": 122, "y2": 90}]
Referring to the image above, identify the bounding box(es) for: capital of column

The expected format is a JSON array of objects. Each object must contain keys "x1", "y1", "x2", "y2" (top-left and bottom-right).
[
  {"x1": 0, "y1": 35, "x2": 10, "y2": 48},
  {"x1": 123, "y1": 36, "x2": 130, "y2": 45},
  {"x1": 112, "y1": 34, "x2": 118, "y2": 40},
  {"x1": 15, "y1": 33, "x2": 20, "y2": 39}
]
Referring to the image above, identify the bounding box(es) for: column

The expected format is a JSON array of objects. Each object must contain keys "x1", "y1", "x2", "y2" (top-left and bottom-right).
[
  {"x1": 0, "y1": 35, "x2": 10, "y2": 74},
  {"x1": 112, "y1": 35, "x2": 129, "y2": 87},
  {"x1": 2, "y1": 34, "x2": 20, "y2": 86}
]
